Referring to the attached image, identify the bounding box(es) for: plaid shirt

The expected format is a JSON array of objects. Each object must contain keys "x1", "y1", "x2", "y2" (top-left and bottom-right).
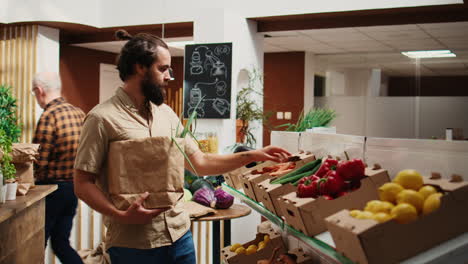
[{"x1": 33, "y1": 97, "x2": 85, "y2": 182}]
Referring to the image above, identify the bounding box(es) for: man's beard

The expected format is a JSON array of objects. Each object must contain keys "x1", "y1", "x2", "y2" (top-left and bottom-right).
[{"x1": 141, "y1": 72, "x2": 165, "y2": 106}]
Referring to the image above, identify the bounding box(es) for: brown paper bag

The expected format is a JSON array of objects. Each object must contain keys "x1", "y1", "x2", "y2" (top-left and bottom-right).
[
  {"x1": 11, "y1": 143, "x2": 39, "y2": 163},
  {"x1": 13, "y1": 162, "x2": 35, "y2": 187},
  {"x1": 107, "y1": 137, "x2": 185, "y2": 210}
]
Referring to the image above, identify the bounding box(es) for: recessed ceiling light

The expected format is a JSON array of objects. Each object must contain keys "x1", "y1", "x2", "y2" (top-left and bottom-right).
[{"x1": 402, "y1": 50, "x2": 456, "y2": 59}]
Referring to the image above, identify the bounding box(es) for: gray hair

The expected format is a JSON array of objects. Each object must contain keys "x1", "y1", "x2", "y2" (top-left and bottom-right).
[{"x1": 32, "y1": 72, "x2": 62, "y2": 93}]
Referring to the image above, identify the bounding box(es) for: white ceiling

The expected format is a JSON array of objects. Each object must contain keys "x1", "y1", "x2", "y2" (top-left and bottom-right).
[
  {"x1": 75, "y1": 22, "x2": 468, "y2": 76},
  {"x1": 263, "y1": 22, "x2": 468, "y2": 76}
]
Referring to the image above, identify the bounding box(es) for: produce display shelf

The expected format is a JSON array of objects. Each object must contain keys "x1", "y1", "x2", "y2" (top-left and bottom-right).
[
  {"x1": 223, "y1": 183, "x2": 468, "y2": 264},
  {"x1": 222, "y1": 183, "x2": 354, "y2": 264}
]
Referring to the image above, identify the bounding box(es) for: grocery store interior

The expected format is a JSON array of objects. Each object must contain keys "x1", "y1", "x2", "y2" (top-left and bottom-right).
[{"x1": 1, "y1": 0, "x2": 468, "y2": 264}]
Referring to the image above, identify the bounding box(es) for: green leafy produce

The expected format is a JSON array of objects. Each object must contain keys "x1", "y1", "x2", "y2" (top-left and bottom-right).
[
  {"x1": 277, "y1": 108, "x2": 336, "y2": 132},
  {"x1": 189, "y1": 178, "x2": 215, "y2": 194},
  {"x1": 271, "y1": 159, "x2": 322, "y2": 185}
]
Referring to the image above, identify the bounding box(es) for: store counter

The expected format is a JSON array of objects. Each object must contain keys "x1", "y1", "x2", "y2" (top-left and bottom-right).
[{"x1": 0, "y1": 185, "x2": 57, "y2": 264}]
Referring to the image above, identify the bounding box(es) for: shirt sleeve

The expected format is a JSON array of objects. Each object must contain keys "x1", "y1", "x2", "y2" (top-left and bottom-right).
[
  {"x1": 74, "y1": 113, "x2": 109, "y2": 174},
  {"x1": 32, "y1": 112, "x2": 56, "y2": 181}
]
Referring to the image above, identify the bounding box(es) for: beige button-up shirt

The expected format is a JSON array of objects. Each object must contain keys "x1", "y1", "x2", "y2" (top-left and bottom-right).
[{"x1": 74, "y1": 87, "x2": 199, "y2": 249}]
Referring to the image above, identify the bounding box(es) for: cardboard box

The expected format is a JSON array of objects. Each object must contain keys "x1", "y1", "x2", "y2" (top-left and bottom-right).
[
  {"x1": 221, "y1": 228, "x2": 286, "y2": 264},
  {"x1": 277, "y1": 168, "x2": 390, "y2": 237},
  {"x1": 253, "y1": 154, "x2": 316, "y2": 216},
  {"x1": 223, "y1": 161, "x2": 275, "y2": 190},
  {"x1": 325, "y1": 175, "x2": 468, "y2": 264},
  {"x1": 287, "y1": 248, "x2": 314, "y2": 264}
]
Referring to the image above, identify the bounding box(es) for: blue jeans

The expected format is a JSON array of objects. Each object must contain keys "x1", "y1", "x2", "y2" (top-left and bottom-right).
[
  {"x1": 38, "y1": 181, "x2": 83, "y2": 264},
  {"x1": 107, "y1": 231, "x2": 196, "y2": 264}
]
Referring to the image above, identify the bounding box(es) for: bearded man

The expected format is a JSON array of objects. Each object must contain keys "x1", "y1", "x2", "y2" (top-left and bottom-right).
[{"x1": 73, "y1": 30, "x2": 291, "y2": 264}]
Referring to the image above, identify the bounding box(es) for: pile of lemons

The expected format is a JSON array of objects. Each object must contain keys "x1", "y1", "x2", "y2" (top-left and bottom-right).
[
  {"x1": 350, "y1": 169, "x2": 443, "y2": 224},
  {"x1": 230, "y1": 235, "x2": 270, "y2": 255}
]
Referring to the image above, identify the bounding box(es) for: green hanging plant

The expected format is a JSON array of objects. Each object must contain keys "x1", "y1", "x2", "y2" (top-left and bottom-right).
[{"x1": 0, "y1": 84, "x2": 21, "y2": 181}]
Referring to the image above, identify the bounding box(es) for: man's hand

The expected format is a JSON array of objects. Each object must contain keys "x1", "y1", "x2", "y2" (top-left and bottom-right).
[
  {"x1": 250, "y1": 146, "x2": 291, "y2": 163},
  {"x1": 115, "y1": 192, "x2": 169, "y2": 225}
]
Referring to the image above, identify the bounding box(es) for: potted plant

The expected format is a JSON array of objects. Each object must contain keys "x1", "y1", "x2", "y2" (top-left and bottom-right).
[
  {"x1": 276, "y1": 107, "x2": 337, "y2": 132},
  {"x1": 0, "y1": 84, "x2": 21, "y2": 201},
  {"x1": 235, "y1": 68, "x2": 267, "y2": 148}
]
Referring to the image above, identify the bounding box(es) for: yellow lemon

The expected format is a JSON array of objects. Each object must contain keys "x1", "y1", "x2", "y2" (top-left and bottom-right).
[
  {"x1": 394, "y1": 169, "x2": 424, "y2": 190},
  {"x1": 379, "y1": 182, "x2": 404, "y2": 203},
  {"x1": 263, "y1": 235, "x2": 270, "y2": 243},
  {"x1": 391, "y1": 203, "x2": 418, "y2": 224},
  {"x1": 355, "y1": 211, "x2": 374, "y2": 220},
  {"x1": 423, "y1": 193, "x2": 443, "y2": 215},
  {"x1": 364, "y1": 200, "x2": 383, "y2": 213},
  {"x1": 247, "y1": 244, "x2": 258, "y2": 251},
  {"x1": 396, "y1": 189, "x2": 424, "y2": 213},
  {"x1": 258, "y1": 241, "x2": 266, "y2": 250},
  {"x1": 418, "y1": 185, "x2": 438, "y2": 200},
  {"x1": 381, "y1": 201, "x2": 395, "y2": 213},
  {"x1": 364, "y1": 200, "x2": 394, "y2": 214},
  {"x1": 372, "y1": 212, "x2": 393, "y2": 223},
  {"x1": 349, "y1": 209, "x2": 362, "y2": 218},
  {"x1": 235, "y1": 247, "x2": 246, "y2": 255},
  {"x1": 230, "y1": 243, "x2": 242, "y2": 252},
  {"x1": 246, "y1": 245, "x2": 257, "y2": 255}
]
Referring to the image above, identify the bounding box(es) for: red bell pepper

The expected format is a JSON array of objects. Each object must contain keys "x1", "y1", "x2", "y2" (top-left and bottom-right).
[
  {"x1": 317, "y1": 170, "x2": 345, "y2": 196},
  {"x1": 296, "y1": 175, "x2": 320, "y2": 198},
  {"x1": 315, "y1": 159, "x2": 339, "y2": 178},
  {"x1": 336, "y1": 153, "x2": 366, "y2": 181}
]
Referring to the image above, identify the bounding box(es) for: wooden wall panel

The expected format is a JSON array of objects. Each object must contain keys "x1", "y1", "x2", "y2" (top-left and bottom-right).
[
  {"x1": 0, "y1": 25, "x2": 37, "y2": 143},
  {"x1": 263, "y1": 52, "x2": 305, "y2": 146}
]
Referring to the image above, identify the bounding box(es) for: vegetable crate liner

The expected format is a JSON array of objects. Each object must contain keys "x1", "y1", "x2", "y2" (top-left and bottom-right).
[
  {"x1": 253, "y1": 154, "x2": 316, "y2": 216},
  {"x1": 277, "y1": 167, "x2": 390, "y2": 237},
  {"x1": 221, "y1": 228, "x2": 286, "y2": 264},
  {"x1": 108, "y1": 137, "x2": 185, "y2": 210},
  {"x1": 325, "y1": 175, "x2": 468, "y2": 264}
]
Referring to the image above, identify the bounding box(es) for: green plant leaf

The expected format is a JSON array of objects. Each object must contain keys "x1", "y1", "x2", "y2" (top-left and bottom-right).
[{"x1": 172, "y1": 137, "x2": 198, "y2": 176}]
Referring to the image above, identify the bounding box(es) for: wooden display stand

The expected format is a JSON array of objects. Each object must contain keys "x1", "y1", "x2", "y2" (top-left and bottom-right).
[{"x1": 0, "y1": 185, "x2": 57, "y2": 264}]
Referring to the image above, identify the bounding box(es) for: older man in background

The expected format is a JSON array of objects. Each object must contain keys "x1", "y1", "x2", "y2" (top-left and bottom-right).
[{"x1": 32, "y1": 72, "x2": 85, "y2": 264}]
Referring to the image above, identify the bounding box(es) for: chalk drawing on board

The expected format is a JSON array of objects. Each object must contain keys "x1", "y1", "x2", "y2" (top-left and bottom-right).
[
  {"x1": 215, "y1": 81, "x2": 227, "y2": 96},
  {"x1": 214, "y1": 45, "x2": 231, "y2": 56},
  {"x1": 190, "y1": 50, "x2": 203, "y2": 75},
  {"x1": 187, "y1": 87, "x2": 205, "y2": 118},
  {"x1": 190, "y1": 46, "x2": 209, "y2": 75},
  {"x1": 211, "y1": 61, "x2": 226, "y2": 78},
  {"x1": 211, "y1": 98, "x2": 230, "y2": 116}
]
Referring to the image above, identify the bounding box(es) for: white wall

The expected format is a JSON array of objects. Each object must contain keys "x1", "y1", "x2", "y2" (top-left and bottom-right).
[
  {"x1": 99, "y1": 63, "x2": 123, "y2": 103},
  {"x1": 34, "y1": 25, "x2": 60, "y2": 122},
  {"x1": 3, "y1": 0, "x2": 100, "y2": 26},
  {"x1": 2, "y1": 0, "x2": 463, "y2": 27},
  {"x1": 316, "y1": 96, "x2": 468, "y2": 139},
  {"x1": 315, "y1": 96, "x2": 367, "y2": 136},
  {"x1": 419, "y1": 97, "x2": 468, "y2": 139},
  {"x1": 0, "y1": 0, "x2": 7, "y2": 22}
]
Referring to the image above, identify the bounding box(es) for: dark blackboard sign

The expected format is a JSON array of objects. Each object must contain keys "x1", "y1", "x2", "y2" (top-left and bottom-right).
[{"x1": 183, "y1": 43, "x2": 232, "y2": 119}]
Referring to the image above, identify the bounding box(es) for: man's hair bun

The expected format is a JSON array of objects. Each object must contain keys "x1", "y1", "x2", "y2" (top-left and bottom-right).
[{"x1": 115, "y1": 29, "x2": 132, "y2": 40}]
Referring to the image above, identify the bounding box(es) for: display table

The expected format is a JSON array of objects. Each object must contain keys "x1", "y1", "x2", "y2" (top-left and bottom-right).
[
  {"x1": 192, "y1": 204, "x2": 251, "y2": 264},
  {"x1": 0, "y1": 185, "x2": 57, "y2": 264}
]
